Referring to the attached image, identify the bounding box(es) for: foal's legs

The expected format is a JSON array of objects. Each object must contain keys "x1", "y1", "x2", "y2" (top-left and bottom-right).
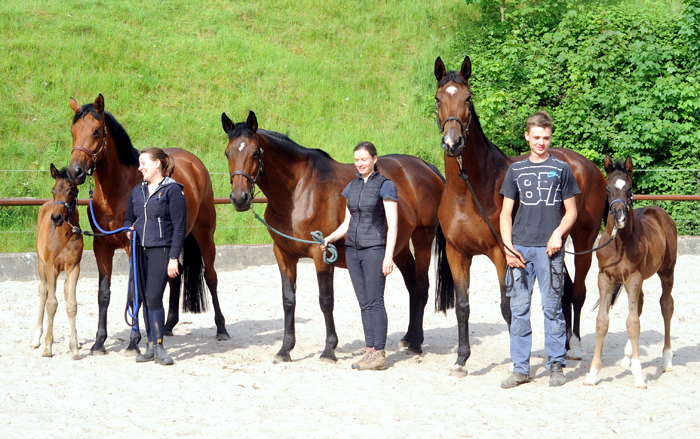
[
  {"x1": 621, "y1": 289, "x2": 644, "y2": 368},
  {"x1": 624, "y1": 274, "x2": 646, "y2": 388},
  {"x1": 658, "y1": 268, "x2": 675, "y2": 372},
  {"x1": 583, "y1": 273, "x2": 615, "y2": 386},
  {"x1": 31, "y1": 260, "x2": 48, "y2": 349},
  {"x1": 65, "y1": 264, "x2": 81, "y2": 360},
  {"x1": 43, "y1": 267, "x2": 59, "y2": 358}
]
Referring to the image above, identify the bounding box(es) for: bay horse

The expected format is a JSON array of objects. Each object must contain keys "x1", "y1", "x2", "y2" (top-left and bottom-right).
[
  {"x1": 221, "y1": 111, "x2": 446, "y2": 362},
  {"x1": 584, "y1": 155, "x2": 677, "y2": 388},
  {"x1": 66, "y1": 94, "x2": 229, "y2": 356},
  {"x1": 433, "y1": 56, "x2": 608, "y2": 376},
  {"x1": 31, "y1": 164, "x2": 83, "y2": 359}
]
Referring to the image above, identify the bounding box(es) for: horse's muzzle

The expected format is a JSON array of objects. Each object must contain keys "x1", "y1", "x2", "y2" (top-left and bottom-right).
[
  {"x1": 230, "y1": 191, "x2": 252, "y2": 212},
  {"x1": 68, "y1": 164, "x2": 87, "y2": 185},
  {"x1": 51, "y1": 213, "x2": 65, "y2": 227},
  {"x1": 442, "y1": 135, "x2": 464, "y2": 158}
]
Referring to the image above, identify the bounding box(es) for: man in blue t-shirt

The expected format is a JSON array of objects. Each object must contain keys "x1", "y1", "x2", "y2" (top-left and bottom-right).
[{"x1": 499, "y1": 111, "x2": 580, "y2": 389}]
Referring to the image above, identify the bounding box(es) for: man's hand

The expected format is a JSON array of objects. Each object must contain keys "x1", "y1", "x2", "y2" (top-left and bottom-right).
[
  {"x1": 546, "y1": 230, "x2": 563, "y2": 256},
  {"x1": 505, "y1": 247, "x2": 526, "y2": 268}
]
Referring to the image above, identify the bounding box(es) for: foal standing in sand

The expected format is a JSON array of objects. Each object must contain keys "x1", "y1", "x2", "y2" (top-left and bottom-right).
[
  {"x1": 31, "y1": 164, "x2": 84, "y2": 360},
  {"x1": 584, "y1": 156, "x2": 677, "y2": 388}
]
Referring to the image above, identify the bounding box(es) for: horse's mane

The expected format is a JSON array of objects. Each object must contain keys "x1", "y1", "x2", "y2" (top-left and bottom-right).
[
  {"x1": 226, "y1": 122, "x2": 332, "y2": 160},
  {"x1": 438, "y1": 71, "x2": 468, "y2": 88},
  {"x1": 468, "y1": 100, "x2": 510, "y2": 160},
  {"x1": 73, "y1": 104, "x2": 139, "y2": 167},
  {"x1": 612, "y1": 160, "x2": 627, "y2": 172}
]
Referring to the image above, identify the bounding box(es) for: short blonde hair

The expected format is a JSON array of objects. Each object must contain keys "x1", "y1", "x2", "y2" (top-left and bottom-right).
[{"x1": 526, "y1": 111, "x2": 553, "y2": 132}]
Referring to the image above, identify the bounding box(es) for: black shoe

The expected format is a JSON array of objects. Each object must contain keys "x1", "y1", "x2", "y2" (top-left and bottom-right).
[
  {"x1": 549, "y1": 363, "x2": 566, "y2": 387},
  {"x1": 501, "y1": 372, "x2": 531, "y2": 389},
  {"x1": 136, "y1": 342, "x2": 154, "y2": 363},
  {"x1": 154, "y1": 340, "x2": 174, "y2": 366}
]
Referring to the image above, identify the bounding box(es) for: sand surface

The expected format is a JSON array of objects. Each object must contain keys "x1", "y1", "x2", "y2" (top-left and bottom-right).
[{"x1": 1, "y1": 253, "x2": 699, "y2": 438}]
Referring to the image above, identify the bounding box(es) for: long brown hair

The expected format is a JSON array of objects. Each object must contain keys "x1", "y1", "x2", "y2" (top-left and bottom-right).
[
  {"x1": 354, "y1": 141, "x2": 379, "y2": 172},
  {"x1": 140, "y1": 147, "x2": 175, "y2": 177}
]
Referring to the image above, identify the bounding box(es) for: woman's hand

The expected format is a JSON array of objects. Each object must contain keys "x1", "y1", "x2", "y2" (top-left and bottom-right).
[
  {"x1": 382, "y1": 256, "x2": 394, "y2": 276},
  {"x1": 126, "y1": 227, "x2": 134, "y2": 240},
  {"x1": 167, "y1": 258, "x2": 180, "y2": 278}
]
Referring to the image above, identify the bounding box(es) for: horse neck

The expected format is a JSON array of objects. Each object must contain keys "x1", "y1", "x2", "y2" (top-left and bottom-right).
[
  {"x1": 256, "y1": 135, "x2": 312, "y2": 202},
  {"x1": 92, "y1": 137, "x2": 140, "y2": 204},
  {"x1": 445, "y1": 120, "x2": 510, "y2": 205}
]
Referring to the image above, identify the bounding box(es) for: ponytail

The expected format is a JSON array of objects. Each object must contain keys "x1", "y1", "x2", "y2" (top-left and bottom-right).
[{"x1": 141, "y1": 147, "x2": 175, "y2": 177}]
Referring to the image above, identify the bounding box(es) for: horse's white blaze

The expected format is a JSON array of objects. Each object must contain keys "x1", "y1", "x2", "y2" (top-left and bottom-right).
[
  {"x1": 630, "y1": 358, "x2": 646, "y2": 388},
  {"x1": 446, "y1": 86, "x2": 458, "y2": 96},
  {"x1": 663, "y1": 348, "x2": 674, "y2": 372},
  {"x1": 614, "y1": 178, "x2": 626, "y2": 189},
  {"x1": 238, "y1": 142, "x2": 246, "y2": 152},
  {"x1": 584, "y1": 367, "x2": 599, "y2": 386}
]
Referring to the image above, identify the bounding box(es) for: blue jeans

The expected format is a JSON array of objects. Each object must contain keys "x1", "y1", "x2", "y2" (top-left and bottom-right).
[
  {"x1": 507, "y1": 245, "x2": 566, "y2": 374},
  {"x1": 346, "y1": 246, "x2": 388, "y2": 350}
]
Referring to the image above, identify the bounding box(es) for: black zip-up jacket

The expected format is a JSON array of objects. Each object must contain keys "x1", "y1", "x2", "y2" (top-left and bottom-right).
[
  {"x1": 123, "y1": 177, "x2": 187, "y2": 259},
  {"x1": 344, "y1": 171, "x2": 390, "y2": 250}
]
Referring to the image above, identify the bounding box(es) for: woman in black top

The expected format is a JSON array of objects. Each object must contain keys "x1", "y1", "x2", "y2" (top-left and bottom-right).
[
  {"x1": 323, "y1": 142, "x2": 398, "y2": 370},
  {"x1": 124, "y1": 147, "x2": 186, "y2": 366}
]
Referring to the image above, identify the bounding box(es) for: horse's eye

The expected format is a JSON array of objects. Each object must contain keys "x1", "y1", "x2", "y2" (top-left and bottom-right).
[
  {"x1": 93, "y1": 129, "x2": 101, "y2": 137},
  {"x1": 435, "y1": 97, "x2": 441, "y2": 104},
  {"x1": 252, "y1": 150, "x2": 259, "y2": 158}
]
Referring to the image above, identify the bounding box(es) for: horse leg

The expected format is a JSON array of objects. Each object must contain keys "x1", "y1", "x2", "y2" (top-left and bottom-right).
[
  {"x1": 43, "y1": 267, "x2": 59, "y2": 358},
  {"x1": 583, "y1": 272, "x2": 615, "y2": 386},
  {"x1": 621, "y1": 289, "x2": 644, "y2": 369},
  {"x1": 64, "y1": 264, "x2": 81, "y2": 360},
  {"x1": 405, "y1": 229, "x2": 434, "y2": 355},
  {"x1": 658, "y1": 268, "x2": 675, "y2": 372},
  {"x1": 91, "y1": 242, "x2": 115, "y2": 355},
  {"x1": 448, "y1": 245, "x2": 473, "y2": 378},
  {"x1": 273, "y1": 245, "x2": 298, "y2": 363},
  {"x1": 314, "y1": 259, "x2": 338, "y2": 363},
  {"x1": 491, "y1": 251, "x2": 512, "y2": 370},
  {"x1": 393, "y1": 247, "x2": 418, "y2": 351},
  {"x1": 31, "y1": 260, "x2": 48, "y2": 349},
  {"x1": 199, "y1": 231, "x2": 229, "y2": 341},
  {"x1": 624, "y1": 275, "x2": 646, "y2": 388},
  {"x1": 164, "y1": 276, "x2": 180, "y2": 337},
  {"x1": 568, "y1": 249, "x2": 594, "y2": 360}
]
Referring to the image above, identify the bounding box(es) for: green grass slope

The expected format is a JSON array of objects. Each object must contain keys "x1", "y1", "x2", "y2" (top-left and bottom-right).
[{"x1": 0, "y1": 0, "x2": 469, "y2": 252}]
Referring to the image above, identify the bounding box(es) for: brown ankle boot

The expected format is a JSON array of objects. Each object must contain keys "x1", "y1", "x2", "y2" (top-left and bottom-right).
[
  {"x1": 357, "y1": 349, "x2": 387, "y2": 370},
  {"x1": 351, "y1": 347, "x2": 372, "y2": 369}
]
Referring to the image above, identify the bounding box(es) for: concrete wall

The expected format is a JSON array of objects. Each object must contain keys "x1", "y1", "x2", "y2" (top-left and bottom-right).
[{"x1": 3, "y1": 236, "x2": 699, "y2": 282}]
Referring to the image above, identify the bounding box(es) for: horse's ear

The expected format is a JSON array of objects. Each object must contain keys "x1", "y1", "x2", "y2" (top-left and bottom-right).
[
  {"x1": 460, "y1": 56, "x2": 471, "y2": 82},
  {"x1": 50, "y1": 163, "x2": 59, "y2": 180},
  {"x1": 94, "y1": 93, "x2": 104, "y2": 113},
  {"x1": 434, "y1": 57, "x2": 446, "y2": 82},
  {"x1": 221, "y1": 112, "x2": 234, "y2": 134},
  {"x1": 624, "y1": 155, "x2": 634, "y2": 174},
  {"x1": 246, "y1": 111, "x2": 258, "y2": 132},
  {"x1": 603, "y1": 155, "x2": 614, "y2": 174},
  {"x1": 69, "y1": 97, "x2": 80, "y2": 114}
]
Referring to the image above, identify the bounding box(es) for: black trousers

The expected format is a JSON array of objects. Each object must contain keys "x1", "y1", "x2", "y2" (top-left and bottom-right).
[
  {"x1": 136, "y1": 246, "x2": 170, "y2": 311},
  {"x1": 346, "y1": 246, "x2": 388, "y2": 350}
]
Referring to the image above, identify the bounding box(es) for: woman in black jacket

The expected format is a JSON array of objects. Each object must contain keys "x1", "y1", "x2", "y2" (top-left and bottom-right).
[
  {"x1": 323, "y1": 141, "x2": 398, "y2": 371},
  {"x1": 124, "y1": 147, "x2": 186, "y2": 366}
]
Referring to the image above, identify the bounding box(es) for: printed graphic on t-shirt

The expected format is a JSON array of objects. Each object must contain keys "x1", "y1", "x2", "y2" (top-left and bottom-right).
[{"x1": 516, "y1": 170, "x2": 561, "y2": 206}]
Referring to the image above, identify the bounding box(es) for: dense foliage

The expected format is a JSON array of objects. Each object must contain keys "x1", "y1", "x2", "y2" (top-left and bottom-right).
[{"x1": 442, "y1": 0, "x2": 699, "y2": 233}]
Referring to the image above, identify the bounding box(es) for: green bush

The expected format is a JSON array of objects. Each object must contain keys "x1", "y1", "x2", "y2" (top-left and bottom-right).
[{"x1": 449, "y1": 0, "x2": 699, "y2": 233}]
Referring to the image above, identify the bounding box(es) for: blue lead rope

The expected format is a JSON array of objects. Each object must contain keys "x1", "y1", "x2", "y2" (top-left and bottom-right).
[
  {"x1": 88, "y1": 190, "x2": 140, "y2": 332},
  {"x1": 252, "y1": 212, "x2": 337, "y2": 264}
]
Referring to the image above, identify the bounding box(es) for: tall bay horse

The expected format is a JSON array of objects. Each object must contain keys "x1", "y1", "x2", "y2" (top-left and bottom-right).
[
  {"x1": 32, "y1": 164, "x2": 83, "y2": 360},
  {"x1": 66, "y1": 94, "x2": 229, "y2": 356},
  {"x1": 221, "y1": 111, "x2": 446, "y2": 362},
  {"x1": 433, "y1": 56, "x2": 608, "y2": 376},
  {"x1": 584, "y1": 156, "x2": 677, "y2": 388}
]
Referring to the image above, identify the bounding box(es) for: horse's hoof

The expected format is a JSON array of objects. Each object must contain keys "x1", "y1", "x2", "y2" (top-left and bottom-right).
[
  {"x1": 216, "y1": 333, "x2": 231, "y2": 341},
  {"x1": 273, "y1": 354, "x2": 292, "y2": 363},
  {"x1": 405, "y1": 347, "x2": 422, "y2": 356},
  {"x1": 449, "y1": 365, "x2": 468, "y2": 378},
  {"x1": 164, "y1": 331, "x2": 174, "y2": 337},
  {"x1": 71, "y1": 353, "x2": 82, "y2": 361},
  {"x1": 30, "y1": 343, "x2": 40, "y2": 350},
  {"x1": 319, "y1": 354, "x2": 338, "y2": 364},
  {"x1": 398, "y1": 340, "x2": 410, "y2": 348},
  {"x1": 565, "y1": 353, "x2": 582, "y2": 361},
  {"x1": 663, "y1": 366, "x2": 674, "y2": 373},
  {"x1": 636, "y1": 384, "x2": 648, "y2": 390},
  {"x1": 90, "y1": 349, "x2": 107, "y2": 356},
  {"x1": 124, "y1": 347, "x2": 140, "y2": 357},
  {"x1": 42, "y1": 349, "x2": 52, "y2": 358},
  {"x1": 582, "y1": 381, "x2": 595, "y2": 386}
]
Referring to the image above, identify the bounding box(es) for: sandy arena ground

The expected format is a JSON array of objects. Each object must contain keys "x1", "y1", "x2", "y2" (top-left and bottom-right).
[{"x1": 1, "y1": 252, "x2": 699, "y2": 438}]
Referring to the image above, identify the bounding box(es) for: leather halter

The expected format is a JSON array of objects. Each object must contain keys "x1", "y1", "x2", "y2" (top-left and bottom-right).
[
  {"x1": 53, "y1": 189, "x2": 78, "y2": 221},
  {"x1": 436, "y1": 97, "x2": 473, "y2": 136},
  {"x1": 229, "y1": 136, "x2": 264, "y2": 196},
  {"x1": 71, "y1": 120, "x2": 108, "y2": 176},
  {"x1": 609, "y1": 197, "x2": 632, "y2": 212}
]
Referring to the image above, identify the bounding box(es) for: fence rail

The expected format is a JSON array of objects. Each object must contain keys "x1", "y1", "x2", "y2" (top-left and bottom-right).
[{"x1": 1, "y1": 195, "x2": 698, "y2": 207}]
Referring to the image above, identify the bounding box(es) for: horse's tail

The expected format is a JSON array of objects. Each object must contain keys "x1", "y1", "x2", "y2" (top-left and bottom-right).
[
  {"x1": 592, "y1": 283, "x2": 623, "y2": 310},
  {"x1": 423, "y1": 160, "x2": 446, "y2": 184},
  {"x1": 182, "y1": 233, "x2": 209, "y2": 313},
  {"x1": 602, "y1": 197, "x2": 610, "y2": 228},
  {"x1": 435, "y1": 224, "x2": 455, "y2": 313}
]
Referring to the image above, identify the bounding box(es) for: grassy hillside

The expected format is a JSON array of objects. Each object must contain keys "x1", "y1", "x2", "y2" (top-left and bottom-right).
[{"x1": 0, "y1": 0, "x2": 470, "y2": 252}]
